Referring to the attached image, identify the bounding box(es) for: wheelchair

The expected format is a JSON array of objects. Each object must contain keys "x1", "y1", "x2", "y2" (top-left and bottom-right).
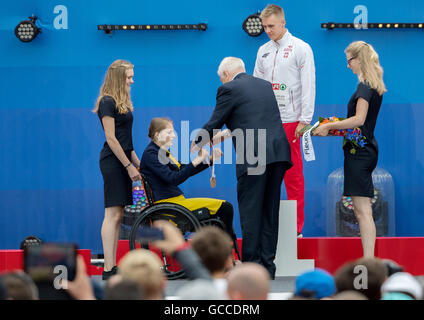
[{"x1": 124, "y1": 173, "x2": 241, "y2": 280}]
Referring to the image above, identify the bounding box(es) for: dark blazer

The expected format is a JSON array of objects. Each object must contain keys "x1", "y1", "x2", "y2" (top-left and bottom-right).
[
  {"x1": 140, "y1": 141, "x2": 210, "y2": 201},
  {"x1": 195, "y1": 73, "x2": 292, "y2": 178}
]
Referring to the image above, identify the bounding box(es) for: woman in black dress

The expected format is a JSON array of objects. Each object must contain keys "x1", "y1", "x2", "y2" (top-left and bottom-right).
[
  {"x1": 92, "y1": 60, "x2": 141, "y2": 279},
  {"x1": 314, "y1": 41, "x2": 386, "y2": 258}
]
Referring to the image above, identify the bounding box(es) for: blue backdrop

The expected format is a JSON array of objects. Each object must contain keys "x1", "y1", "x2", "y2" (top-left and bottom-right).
[{"x1": 1, "y1": 0, "x2": 423, "y2": 253}]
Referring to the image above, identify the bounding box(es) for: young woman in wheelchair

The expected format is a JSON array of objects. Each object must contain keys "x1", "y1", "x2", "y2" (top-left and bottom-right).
[{"x1": 139, "y1": 117, "x2": 235, "y2": 238}]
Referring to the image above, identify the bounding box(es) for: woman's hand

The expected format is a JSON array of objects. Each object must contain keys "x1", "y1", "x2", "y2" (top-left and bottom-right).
[
  {"x1": 127, "y1": 164, "x2": 141, "y2": 181},
  {"x1": 198, "y1": 148, "x2": 210, "y2": 161},
  {"x1": 192, "y1": 148, "x2": 211, "y2": 167},
  {"x1": 190, "y1": 140, "x2": 200, "y2": 153},
  {"x1": 313, "y1": 124, "x2": 330, "y2": 137},
  {"x1": 211, "y1": 148, "x2": 223, "y2": 161}
]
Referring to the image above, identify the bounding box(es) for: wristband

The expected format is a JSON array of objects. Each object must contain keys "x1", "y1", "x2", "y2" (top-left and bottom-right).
[{"x1": 124, "y1": 163, "x2": 131, "y2": 169}]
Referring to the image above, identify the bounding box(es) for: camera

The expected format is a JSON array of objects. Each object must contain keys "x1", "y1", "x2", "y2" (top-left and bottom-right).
[
  {"x1": 23, "y1": 243, "x2": 77, "y2": 283},
  {"x1": 136, "y1": 226, "x2": 165, "y2": 242}
]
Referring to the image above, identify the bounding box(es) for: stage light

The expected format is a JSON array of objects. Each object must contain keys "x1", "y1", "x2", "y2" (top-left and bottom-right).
[
  {"x1": 98, "y1": 23, "x2": 207, "y2": 34},
  {"x1": 15, "y1": 16, "x2": 41, "y2": 42},
  {"x1": 242, "y1": 13, "x2": 264, "y2": 37},
  {"x1": 322, "y1": 22, "x2": 424, "y2": 30}
]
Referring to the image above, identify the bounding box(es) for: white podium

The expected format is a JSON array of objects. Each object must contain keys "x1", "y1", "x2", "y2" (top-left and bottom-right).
[{"x1": 274, "y1": 200, "x2": 315, "y2": 277}]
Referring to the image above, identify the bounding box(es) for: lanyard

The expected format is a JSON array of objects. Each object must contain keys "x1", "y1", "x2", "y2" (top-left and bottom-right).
[
  {"x1": 210, "y1": 142, "x2": 216, "y2": 188},
  {"x1": 166, "y1": 151, "x2": 181, "y2": 169}
]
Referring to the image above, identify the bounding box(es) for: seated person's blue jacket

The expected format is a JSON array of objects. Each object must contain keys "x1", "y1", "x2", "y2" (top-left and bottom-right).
[{"x1": 140, "y1": 141, "x2": 211, "y2": 201}]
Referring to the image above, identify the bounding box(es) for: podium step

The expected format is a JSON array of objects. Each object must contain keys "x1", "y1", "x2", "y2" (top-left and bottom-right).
[{"x1": 298, "y1": 237, "x2": 424, "y2": 275}]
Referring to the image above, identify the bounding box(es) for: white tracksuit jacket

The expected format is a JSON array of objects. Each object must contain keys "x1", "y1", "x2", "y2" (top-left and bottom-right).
[{"x1": 253, "y1": 30, "x2": 316, "y2": 124}]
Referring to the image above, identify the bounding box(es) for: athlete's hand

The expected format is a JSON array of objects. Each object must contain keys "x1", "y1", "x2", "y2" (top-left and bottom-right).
[
  {"x1": 190, "y1": 140, "x2": 200, "y2": 153},
  {"x1": 294, "y1": 122, "x2": 308, "y2": 140}
]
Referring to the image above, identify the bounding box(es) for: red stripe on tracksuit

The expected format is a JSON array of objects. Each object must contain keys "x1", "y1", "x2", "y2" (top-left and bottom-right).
[{"x1": 283, "y1": 121, "x2": 305, "y2": 233}]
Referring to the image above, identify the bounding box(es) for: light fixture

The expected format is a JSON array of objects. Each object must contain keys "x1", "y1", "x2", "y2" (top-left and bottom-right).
[
  {"x1": 15, "y1": 16, "x2": 41, "y2": 42},
  {"x1": 98, "y1": 23, "x2": 207, "y2": 34},
  {"x1": 322, "y1": 22, "x2": 424, "y2": 30},
  {"x1": 242, "y1": 13, "x2": 264, "y2": 37}
]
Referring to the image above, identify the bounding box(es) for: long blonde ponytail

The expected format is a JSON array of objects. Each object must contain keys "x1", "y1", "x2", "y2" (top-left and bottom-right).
[{"x1": 345, "y1": 41, "x2": 387, "y2": 95}]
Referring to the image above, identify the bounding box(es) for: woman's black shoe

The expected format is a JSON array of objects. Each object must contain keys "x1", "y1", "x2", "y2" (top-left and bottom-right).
[{"x1": 102, "y1": 266, "x2": 118, "y2": 281}]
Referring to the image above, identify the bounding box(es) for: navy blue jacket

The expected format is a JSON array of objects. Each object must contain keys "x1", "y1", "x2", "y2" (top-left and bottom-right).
[
  {"x1": 140, "y1": 141, "x2": 210, "y2": 201},
  {"x1": 194, "y1": 73, "x2": 292, "y2": 178}
]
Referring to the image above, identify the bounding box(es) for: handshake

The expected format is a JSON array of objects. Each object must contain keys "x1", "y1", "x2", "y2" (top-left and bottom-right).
[
  {"x1": 190, "y1": 129, "x2": 231, "y2": 166},
  {"x1": 192, "y1": 147, "x2": 223, "y2": 167}
]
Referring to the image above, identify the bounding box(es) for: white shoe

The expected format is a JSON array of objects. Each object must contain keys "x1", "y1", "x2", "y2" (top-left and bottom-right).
[{"x1": 297, "y1": 232, "x2": 303, "y2": 239}]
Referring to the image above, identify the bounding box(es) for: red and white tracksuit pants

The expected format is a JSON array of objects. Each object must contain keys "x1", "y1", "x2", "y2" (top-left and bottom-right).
[{"x1": 283, "y1": 122, "x2": 305, "y2": 233}]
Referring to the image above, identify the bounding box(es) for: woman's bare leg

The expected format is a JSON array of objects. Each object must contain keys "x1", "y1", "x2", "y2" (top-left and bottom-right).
[
  {"x1": 352, "y1": 196, "x2": 376, "y2": 258},
  {"x1": 112, "y1": 209, "x2": 124, "y2": 265},
  {"x1": 101, "y1": 206, "x2": 124, "y2": 271}
]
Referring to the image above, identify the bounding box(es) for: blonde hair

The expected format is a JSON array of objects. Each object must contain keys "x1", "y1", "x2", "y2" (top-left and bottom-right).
[
  {"x1": 92, "y1": 59, "x2": 134, "y2": 114},
  {"x1": 260, "y1": 4, "x2": 285, "y2": 19},
  {"x1": 345, "y1": 41, "x2": 387, "y2": 95},
  {"x1": 148, "y1": 117, "x2": 173, "y2": 141},
  {"x1": 118, "y1": 249, "x2": 164, "y2": 299}
]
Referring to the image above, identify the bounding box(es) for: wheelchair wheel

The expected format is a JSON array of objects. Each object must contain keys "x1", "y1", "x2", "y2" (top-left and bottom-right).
[{"x1": 128, "y1": 203, "x2": 202, "y2": 280}]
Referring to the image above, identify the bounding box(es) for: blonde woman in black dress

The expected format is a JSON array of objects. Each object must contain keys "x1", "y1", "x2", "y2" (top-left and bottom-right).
[
  {"x1": 314, "y1": 41, "x2": 386, "y2": 258},
  {"x1": 93, "y1": 60, "x2": 141, "y2": 279}
]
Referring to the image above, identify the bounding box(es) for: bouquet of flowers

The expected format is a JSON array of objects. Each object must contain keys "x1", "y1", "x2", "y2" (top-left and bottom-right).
[
  {"x1": 300, "y1": 116, "x2": 367, "y2": 154},
  {"x1": 318, "y1": 116, "x2": 347, "y2": 136}
]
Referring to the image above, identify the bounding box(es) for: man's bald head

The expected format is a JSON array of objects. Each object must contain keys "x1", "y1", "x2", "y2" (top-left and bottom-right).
[{"x1": 226, "y1": 263, "x2": 270, "y2": 300}]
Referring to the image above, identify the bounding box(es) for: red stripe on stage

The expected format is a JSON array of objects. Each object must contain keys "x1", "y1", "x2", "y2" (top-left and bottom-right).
[
  {"x1": 2, "y1": 237, "x2": 423, "y2": 276},
  {"x1": 298, "y1": 237, "x2": 424, "y2": 275},
  {"x1": 0, "y1": 249, "x2": 91, "y2": 275}
]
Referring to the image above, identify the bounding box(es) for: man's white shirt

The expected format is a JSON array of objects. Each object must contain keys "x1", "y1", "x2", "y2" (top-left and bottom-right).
[{"x1": 253, "y1": 30, "x2": 316, "y2": 124}]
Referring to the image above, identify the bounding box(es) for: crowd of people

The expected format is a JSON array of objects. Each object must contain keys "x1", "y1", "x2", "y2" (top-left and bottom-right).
[{"x1": 1, "y1": 223, "x2": 423, "y2": 300}]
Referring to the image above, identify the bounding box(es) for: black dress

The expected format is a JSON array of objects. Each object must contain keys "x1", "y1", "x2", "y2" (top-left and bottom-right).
[
  {"x1": 98, "y1": 96, "x2": 134, "y2": 208},
  {"x1": 343, "y1": 82, "x2": 383, "y2": 198}
]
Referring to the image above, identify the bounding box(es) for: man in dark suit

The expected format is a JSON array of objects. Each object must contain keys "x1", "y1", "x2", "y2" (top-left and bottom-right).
[{"x1": 191, "y1": 57, "x2": 292, "y2": 278}]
